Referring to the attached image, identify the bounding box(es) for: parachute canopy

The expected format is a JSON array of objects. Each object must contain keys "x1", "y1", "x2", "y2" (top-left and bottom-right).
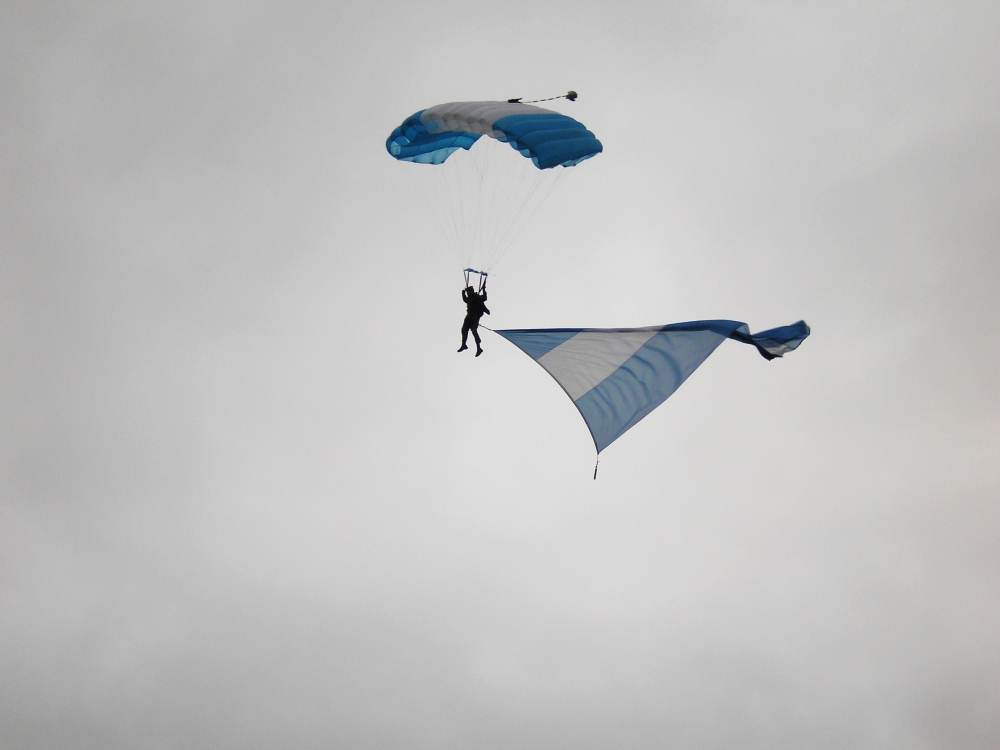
[
  {"x1": 386, "y1": 101, "x2": 603, "y2": 169},
  {"x1": 495, "y1": 320, "x2": 810, "y2": 453},
  {"x1": 386, "y1": 99, "x2": 603, "y2": 276}
]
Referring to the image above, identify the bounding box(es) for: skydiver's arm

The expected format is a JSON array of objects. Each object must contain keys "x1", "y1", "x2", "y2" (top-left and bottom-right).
[
  {"x1": 462, "y1": 290, "x2": 469, "y2": 302},
  {"x1": 483, "y1": 305, "x2": 490, "y2": 315}
]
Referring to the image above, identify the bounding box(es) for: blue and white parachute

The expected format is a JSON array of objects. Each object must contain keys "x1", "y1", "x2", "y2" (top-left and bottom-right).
[
  {"x1": 386, "y1": 100, "x2": 603, "y2": 277},
  {"x1": 496, "y1": 320, "x2": 810, "y2": 455},
  {"x1": 387, "y1": 101, "x2": 603, "y2": 169}
]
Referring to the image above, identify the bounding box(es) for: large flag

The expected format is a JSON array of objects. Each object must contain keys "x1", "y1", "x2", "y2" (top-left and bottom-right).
[{"x1": 494, "y1": 320, "x2": 810, "y2": 454}]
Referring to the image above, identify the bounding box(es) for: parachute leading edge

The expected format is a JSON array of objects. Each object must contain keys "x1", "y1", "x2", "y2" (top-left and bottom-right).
[{"x1": 495, "y1": 320, "x2": 810, "y2": 453}]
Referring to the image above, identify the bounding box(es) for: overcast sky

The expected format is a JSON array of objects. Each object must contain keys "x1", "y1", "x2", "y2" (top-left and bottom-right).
[{"x1": 2, "y1": 1, "x2": 999, "y2": 748}]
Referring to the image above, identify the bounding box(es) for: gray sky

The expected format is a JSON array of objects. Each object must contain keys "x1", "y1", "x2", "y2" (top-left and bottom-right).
[{"x1": 2, "y1": 1, "x2": 998, "y2": 748}]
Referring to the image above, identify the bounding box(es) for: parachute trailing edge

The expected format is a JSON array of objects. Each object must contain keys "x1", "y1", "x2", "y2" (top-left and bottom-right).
[
  {"x1": 386, "y1": 101, "x2": 603, "y2": 169},
  {"x1": 495, "y1": 320, "x2": 810, "y2": 453}
]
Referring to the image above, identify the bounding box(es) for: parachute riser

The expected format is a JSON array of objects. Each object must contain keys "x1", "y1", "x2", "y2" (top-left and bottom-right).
[{"x1": 463, "y1": 267, "x2": 488, "y2": 293}]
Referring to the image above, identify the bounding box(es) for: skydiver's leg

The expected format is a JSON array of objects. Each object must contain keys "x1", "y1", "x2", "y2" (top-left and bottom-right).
[
  {"x1": 458, "y1": 317, "x2": 471, "y2": 352},
  {"x1": 472, "y1": 321, "x2": 482, "y2": 356}
]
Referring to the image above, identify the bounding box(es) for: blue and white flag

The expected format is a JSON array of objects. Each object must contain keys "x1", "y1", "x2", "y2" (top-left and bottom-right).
[{"x1": 495, "y1": 320, "x2": 810, "y2": 453}]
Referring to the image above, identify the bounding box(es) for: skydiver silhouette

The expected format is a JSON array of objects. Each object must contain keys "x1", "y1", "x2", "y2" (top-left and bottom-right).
[{"x1": 458, "y1": 284, "x2": 489, "y2": 356}]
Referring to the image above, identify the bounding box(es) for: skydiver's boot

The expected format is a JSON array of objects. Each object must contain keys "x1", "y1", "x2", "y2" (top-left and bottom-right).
[
  {"x1": 475, "y1": 347, "x2": 483, "y2": 357},
  {"x1": 458, "y1": 344, "x2": 468, "y2": 352}
]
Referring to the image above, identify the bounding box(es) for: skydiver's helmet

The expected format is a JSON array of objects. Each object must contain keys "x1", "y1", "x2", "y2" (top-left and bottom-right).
[{"x1": 465, "y1": 286, "x2": 475, "y2": 293}]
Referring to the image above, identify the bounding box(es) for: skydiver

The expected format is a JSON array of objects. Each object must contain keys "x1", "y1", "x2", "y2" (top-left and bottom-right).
[{"x1": 458, "y1": 283, "x2": 489, "y2": 356}]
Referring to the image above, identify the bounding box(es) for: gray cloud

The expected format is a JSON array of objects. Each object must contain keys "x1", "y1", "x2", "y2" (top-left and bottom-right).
[{"x1": 2, "y1": 1, "x2": 998, "y2": 748}]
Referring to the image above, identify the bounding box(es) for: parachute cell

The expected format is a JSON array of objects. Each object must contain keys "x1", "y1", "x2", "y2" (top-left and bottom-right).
[{"x1": 495, "y1": 320, "x2": 810, "y2": 453}]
